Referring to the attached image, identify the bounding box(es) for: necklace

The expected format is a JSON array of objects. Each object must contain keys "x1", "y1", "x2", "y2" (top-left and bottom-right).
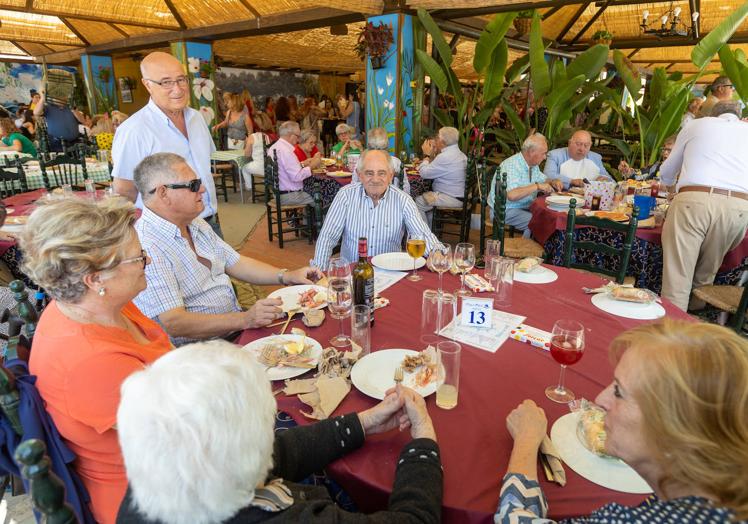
[{"x1": 57, "y1": 302, "x2": 128, "y2": 330}]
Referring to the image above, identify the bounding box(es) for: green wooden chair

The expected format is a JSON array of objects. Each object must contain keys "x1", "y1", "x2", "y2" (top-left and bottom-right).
[
  {"x1": 39, "y1": 143, "x2": 88, "y2": 190},
  {"x1": 563, "y1": 198, "x2": 638, "y2": 285},
  {"x1": 692, "y1": 280, "x2": 748, "y2": 334},
  {"x1": 431, "y1": 157, "x2": 477, "y2": 243},
  {"x1": 489, "y1": 170, "x2": 545, "y2": 259},
  {"x1": 264, "y1": 149, "x2": 315, "y2": 248},
  {"x1": 0, "y1": 163, "x2": 29, "y2": 199}
]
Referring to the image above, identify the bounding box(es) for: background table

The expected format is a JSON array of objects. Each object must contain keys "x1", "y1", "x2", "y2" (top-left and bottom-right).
[
  {"x1": 5, "y1": 160, "x2": 112, "y2": 191},
  {"x1": 237, "y1": 265, "x2": 690, "y2": 523},
  {"x1": 529, "y1": 196, "x2": 748, "y2": 293}
]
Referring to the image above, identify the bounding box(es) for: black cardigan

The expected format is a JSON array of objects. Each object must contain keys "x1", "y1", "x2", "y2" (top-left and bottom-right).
[{"x1": 117, "y1": 413, "x2": 443, "y2": 523}]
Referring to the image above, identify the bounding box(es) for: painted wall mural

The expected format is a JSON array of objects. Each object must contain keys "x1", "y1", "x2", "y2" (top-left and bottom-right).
[
  {"x1": 0, "y1": 63, "x2": 77, "y2": 113},
  {"x1": 214, "y1": 66, "x2": 321, "y2": 108}
]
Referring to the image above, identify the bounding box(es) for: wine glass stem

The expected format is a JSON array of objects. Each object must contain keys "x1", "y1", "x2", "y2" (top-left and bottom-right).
[
  {"x1": 556, "y1": 364, "x2": 567, "y2": 393},
  {"x1": 413, "y1": 258, "x2": 417, "y2": 278},
  {"x1": 460, "y1": 271, "x2": 466, "y2": 292},
  {"x1": 339, "y1": 316, "x2": 345, "y2": 338},
  {"x1": 438, "y1": 271, "x2": 443, "y2": 294}
]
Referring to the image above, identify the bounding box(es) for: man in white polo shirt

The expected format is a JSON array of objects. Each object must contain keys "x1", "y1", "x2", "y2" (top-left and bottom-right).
[
  {"x1": 112, "y1": 51, "x2": 222, "y2": 236},
  {"x1": 659, "y1": 100, "x2": 748, "y2": 311}
]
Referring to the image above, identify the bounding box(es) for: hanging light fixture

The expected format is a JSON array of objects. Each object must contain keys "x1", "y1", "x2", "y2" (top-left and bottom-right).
[{"x1": 640, "y1": 3, "x2": 698, "y2": 37}]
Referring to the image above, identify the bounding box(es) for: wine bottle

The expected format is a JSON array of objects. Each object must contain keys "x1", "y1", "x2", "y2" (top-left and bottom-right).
[{"x1": 352, "y1": 237, "x2": 375, "y2": 326}]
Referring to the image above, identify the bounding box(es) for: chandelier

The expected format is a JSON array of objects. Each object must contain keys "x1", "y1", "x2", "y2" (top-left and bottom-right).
[{"x1": 640, "y1": 5, "x2": 699, "y2": 38}]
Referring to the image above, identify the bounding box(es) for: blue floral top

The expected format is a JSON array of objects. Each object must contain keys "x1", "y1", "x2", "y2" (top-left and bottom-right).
[{"x1": 495, "y1": 473, "x2": 744, "y2": 524}]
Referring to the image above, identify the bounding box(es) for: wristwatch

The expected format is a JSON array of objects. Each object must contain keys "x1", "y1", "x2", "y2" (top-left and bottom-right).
[{"x1": 277, "y1": 268, "x2": 288, "y2": 285}]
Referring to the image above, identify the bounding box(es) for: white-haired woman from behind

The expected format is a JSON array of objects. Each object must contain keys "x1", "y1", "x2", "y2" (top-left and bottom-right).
[
  {"x1": 352, "y1": 127, "x2": 411, "y2": 195},
  {"x1": 116, "y1": 341, "x2": 442, "y2": 524}
]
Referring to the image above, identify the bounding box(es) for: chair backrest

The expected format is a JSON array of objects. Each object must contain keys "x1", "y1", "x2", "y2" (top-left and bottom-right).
[
  {"x1": 0, "y1": 280, "x2": 38, "y2": 363},
  {"x1": 563, "y1": 198, "x2": 639, "y2": 284},
  {"x1": 39, "y1": 143, "x2": 88, "y2": 189},
  {"x1": 15, "y1": 439, "x2": 80, "y2": 523},
  {"x1": 263, "y1": 146, "x2": 281, "y2": 205},
  {"x1": 491, "y1": 170, "x2": 509, "y2": 256},
  {"x1": 36, "y1": 119, "x2": 51, "y2": 160},
  {"x1": 397, "y1": 162, "x2": 405, "y2": 190},
  {"x1": 0, "y1": 163, "x2": 28, "y2": 199}
]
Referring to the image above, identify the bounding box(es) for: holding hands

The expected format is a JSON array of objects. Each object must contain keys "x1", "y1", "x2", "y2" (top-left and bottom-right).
[{"x1": 359, "y1": 386, "x2": 437, "y2": 441}]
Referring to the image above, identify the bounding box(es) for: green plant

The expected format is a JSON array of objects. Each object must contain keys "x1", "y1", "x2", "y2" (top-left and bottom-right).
[
  {"x1": 354, "y1": 21, "x2": 394, "y2": 61},
  {"x1": 591, "y1": 30, "x2": 613, "y2": 41},
  {"x1": 516, "y1": 10, "x2": 534, "y2": 18}
]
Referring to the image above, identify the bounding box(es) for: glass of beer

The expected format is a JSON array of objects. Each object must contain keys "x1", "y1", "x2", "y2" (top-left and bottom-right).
[
  {"x1": 436, "y1": 341, "x2": 461, "y2": 409},
  {"x1": 406, "y1": 233, "x2": 426, "y2": 282}
]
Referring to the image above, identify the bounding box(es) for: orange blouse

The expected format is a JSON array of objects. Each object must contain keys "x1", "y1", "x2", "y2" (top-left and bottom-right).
[{"x1": 29, "y1": 301, "x2": 171, "y2": 524}]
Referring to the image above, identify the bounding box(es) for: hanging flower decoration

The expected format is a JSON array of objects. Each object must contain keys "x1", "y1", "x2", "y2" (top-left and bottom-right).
[
  {"x1": 97, "y1": 65, "x2": 112, "y2": 84},
  {"x1": 192, "y1": 78, "x2": 214, "y2": 101},
  {"x1": 187, "y1": 57, "x2": 200, "y2": 73},
  {"x1": 353, "y1": 21, "x2": 394, "y2": 62}
]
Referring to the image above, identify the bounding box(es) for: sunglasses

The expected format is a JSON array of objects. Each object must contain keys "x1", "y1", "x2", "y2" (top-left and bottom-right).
[
  {"x1": 119, "y1": 249, "x2": 148, "y2": 270},
  {"x1": 148, "y1": 178, "x2": 202, "y2": 194}
]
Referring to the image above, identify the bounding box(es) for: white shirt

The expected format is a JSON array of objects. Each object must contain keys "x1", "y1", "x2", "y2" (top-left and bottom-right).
[
  {"x1": 417, "y1": 143, "x2": 467, "y2": 198},
  {"x1": 111, "y1": 99, "x2": 218, "y2": 218},
  {"x1": 660, "y1": 113, "x2": 748, "y2": 193}
]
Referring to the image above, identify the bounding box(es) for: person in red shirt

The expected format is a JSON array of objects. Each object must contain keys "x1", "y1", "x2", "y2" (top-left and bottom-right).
[
  {"x1": 20, "y1": 197, "x2": 172, "y2": 524},
  {"x1": 293, "y1": 128, "x2": 321, "y2": 167}
]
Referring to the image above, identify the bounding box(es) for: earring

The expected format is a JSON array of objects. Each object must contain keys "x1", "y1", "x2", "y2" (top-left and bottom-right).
[{"x1": 98, "y1": 287, "x2": 106, "y2": 296}]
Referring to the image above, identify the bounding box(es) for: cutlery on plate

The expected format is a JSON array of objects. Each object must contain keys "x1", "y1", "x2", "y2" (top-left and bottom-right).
[
  {"x1": 278, "y1": 308, "x2": 299, "y2": 335},
  {"x1": 393, "y1": 366, "x2": 404, "y2": 386}
]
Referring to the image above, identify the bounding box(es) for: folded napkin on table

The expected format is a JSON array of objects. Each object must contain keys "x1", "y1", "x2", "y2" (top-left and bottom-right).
[
  {"x1": 464, "y1": 273, "x2": 494, "y2": 293},
  {"x1": 637, "y1": 216, "x2": 655, "y2": 228},
  {"x1": 540, "y1": 436, "x2": 567, "y2": 486},
  {"x1": 297, "y1": 377, "x2": 351, "y2": 420}
]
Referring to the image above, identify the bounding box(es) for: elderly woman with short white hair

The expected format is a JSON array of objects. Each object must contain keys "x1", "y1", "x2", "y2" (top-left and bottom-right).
[
  {"x1": 116, "y1": 340, "x2": 442, "y2": 524},
  {"x1": 331, "y1": 123, "x2": 362, "y2": 162},
  {"x1": 352, "y1": 127, "x2": 411, "y2": 195}
]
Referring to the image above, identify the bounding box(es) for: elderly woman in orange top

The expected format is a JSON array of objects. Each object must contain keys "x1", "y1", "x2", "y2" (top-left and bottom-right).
[{"x1": 20, "y1": 197, "x2": 171, "y2": 524}]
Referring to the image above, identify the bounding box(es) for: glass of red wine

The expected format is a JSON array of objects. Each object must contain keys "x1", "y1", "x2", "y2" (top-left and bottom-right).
[{"x1": 545, "y1": 319, "x2": 585, "y2": 403}]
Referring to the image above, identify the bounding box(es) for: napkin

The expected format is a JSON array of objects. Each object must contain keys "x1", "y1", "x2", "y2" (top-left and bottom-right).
[
  {"x1": 540, "y1": 436, "x2": 567, "y2": 486},
  {"x1": 298, "y1": 377, "x2": 351, "y2": 420},
  {"x1": 637, "y1": 216, "x2": 655, "y2": 229},
  {"x1": 464, "y1": 273, "x2": 494, "y2": 293}
]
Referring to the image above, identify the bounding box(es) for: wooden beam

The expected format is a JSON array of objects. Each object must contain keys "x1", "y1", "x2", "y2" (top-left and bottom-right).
[
  {"x1": 3, "y1": 35, "x2": 85, "y2": 47},
  {"x1": 627, "y1": 48, "x2": 641, "y2": 58},
  {"x1": 567, "y1": 1, "x2": 609, "y2": 45},
  {"x1": 39, "y1": 43, "x2": 54, "y2": 53},
  {"x1": 432, "y1": 0, "x2": 586, "y2": 19},
  {"x1": 24, "y1": 0, "x2": 31, "y2": 8},
  {"x1": 9, "y1": 40, "x2": 31, "y2": 56},
  {"x1": 0, "y1": 4, "x2": 180, "y2": 30},
  {"x1": 665, "y1": 62, "x2": 677, "y2": 70},
  {"x1": 109, "y1": 23, "x2": 129, "y2": 38},
  {"x1": 560, "y1": 31, "x2": 748, "y2": 50},
  {"x1": 162, "y1": 0, "x2": 187, "y2": 30},
  {"x1": 35, "y1": 7, "x2": 364, "y2": 63},
  {"x1": 631, "y1": 59, "x2": 692, "y2": 63},
  {"x1": 542, "y1": 5, "x2": 564, "y2": 20},
  {"x1": 236, "y1": 0, "x2": 262, "y2": 18},
  {"x1": 59, "y1": 17, "x2": 90, "y2": 46},
  {"x1": 556, "y1": 2, "x2": 591, "y2": 42}
]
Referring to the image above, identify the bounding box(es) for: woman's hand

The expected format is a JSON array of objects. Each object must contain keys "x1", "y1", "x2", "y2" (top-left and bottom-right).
[
  {"x1": 358, "y1": 390, "x2": 405, "y2": 435},
  {"x1": 506, "y1": 399, "x2": 547, "y2": 448},
  {"x1": 400, "y1": 387, "x2": 436, "y2": 441}
]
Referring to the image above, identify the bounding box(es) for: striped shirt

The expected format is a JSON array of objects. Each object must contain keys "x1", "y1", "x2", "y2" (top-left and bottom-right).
[
  {"x1": 134, "y1": 206, "x2": 241, "y2": 346},
  {"x1": 312, "y1": 182, "x2": 441, "y2": 268}
]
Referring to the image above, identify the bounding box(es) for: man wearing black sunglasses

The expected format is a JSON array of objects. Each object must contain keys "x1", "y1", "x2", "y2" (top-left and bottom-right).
[
  {"x1": 132, "y1": 153, "x2": 323, "y2": 346},
  {"x1": 111, "y1": 51, "x2": 221, "y2": 237}
]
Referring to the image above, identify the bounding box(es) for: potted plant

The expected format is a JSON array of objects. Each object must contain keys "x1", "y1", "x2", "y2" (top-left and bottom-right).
[
  {"x1": 591, "y1": 29, "x2": 614, "y2": 46},
  {"x1": 198, "y1": 59, "x2": 216, "y2": 79},
  {"x1": 96, "y1": 65, "x2": 112, "y2": 84},
  {"x1": 354, "y1": 21, "x2": 394, "y2": 69},
  {"x1": 513, "y1": 10, "x2": 534, "y2": 35}
]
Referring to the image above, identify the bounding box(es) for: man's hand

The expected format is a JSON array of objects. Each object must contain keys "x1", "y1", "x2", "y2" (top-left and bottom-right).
[
  {"x1": 536, "y1": 182, "x2": 554, "y2": 194},
  {"x1": 309, "y1": 155, "x2": 322, "y2": 169},
  {"x1": 243, "y1": 297, "x2": 283, "y2": 328},
  {"x1": 549, "y1": 179, "x2": 564, "y2": 192},
  {"x1": 421, "y1": 139, "x2": 434, "y2": 158},
  {"x1": 350, "y1": 139, "x2": 363, "y2": 150},
  {"x1": 618, "y1": 159, "x2": 634, "y2": 176},
  {"x1": 570, "y1": 178, "x2": 585, "y2": 188},
  {"x1": 313, "y1": 151, "x2": 322, "y2": 159},
  {"x1": 284, "y1": 266, "x2": 324, "y2": 285}
]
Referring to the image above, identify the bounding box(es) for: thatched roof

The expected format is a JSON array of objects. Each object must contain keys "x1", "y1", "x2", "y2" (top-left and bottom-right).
[{"x1": 0, "y1": 0, "x2": 746, "y2": 83}]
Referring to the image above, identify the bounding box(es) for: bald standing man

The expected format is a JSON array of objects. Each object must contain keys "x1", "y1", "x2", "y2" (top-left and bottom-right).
[
  {"x1": 111, "y1": 51, "x2": 222, "y2": 236},
  {"x1": 543, "y1": 130, "x2": 611, "y2": 189}
]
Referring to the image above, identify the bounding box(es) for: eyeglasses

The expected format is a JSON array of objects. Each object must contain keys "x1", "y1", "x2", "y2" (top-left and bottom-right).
[
  {"x1": 119, "y1": 249, "x2": 148, "y2": 270},
  {"x1": 148, "y1": 178, "x2": 202, "y2": 194},
  {"x1": 144, "y1": 76, "x2": 189, "y2": 89},
  {"x1": 359, "y1": 171, "x2": 390, "y2": 179}
]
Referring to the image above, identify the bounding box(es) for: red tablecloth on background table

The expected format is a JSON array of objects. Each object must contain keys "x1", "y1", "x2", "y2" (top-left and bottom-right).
[
  {"x1": 528, "y1": 196, "x2": 748, "y2": 273},
  {"x1": 0, "y1": 189, "x2": 47, "y2": 256},
  {"x1": 237, "y1": 265, "x2": 691, "y2": 523}
]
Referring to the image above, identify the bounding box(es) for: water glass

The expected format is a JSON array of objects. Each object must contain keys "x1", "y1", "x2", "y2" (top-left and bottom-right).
[
  {"x1": 487, "y1": 256, "x2": 514, "y2": 308},
  {"x1": 351, "y1": 305, "x2": 371, "y2": 356},
  {"x1": 421, "y1": 289, "x2": 457, "y2": 347},
  {"x1": 484, "y1": 239, "x2": 501, "y2": 275},
  {"x1": 436, "y1": 341, "x2": 461, "y2": 410},
  {"x1": 62, "y1": 184, "x2": 73, "y2": 196}
]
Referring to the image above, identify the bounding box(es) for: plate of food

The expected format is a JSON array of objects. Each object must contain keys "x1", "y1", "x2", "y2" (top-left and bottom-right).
[
  {"x1": 513, "y1": 257, "x2": 558, "y2": 284},
  {"x1": 371, "y1": 252, "x2": 426, "y2": 272},
  {"x1": 242, "y1": 334, "x2": 323, "y2": 380},
  {"x1": 586, "y1": 210, "x2": 630, "y2": 222},
  {"x1": 350, "y1": 348, "x2": 439, "y2": 400},
  {"x1": 268, "y1": 285, "x2": 328, "y2": 311},
  {"x1": 327, "y1": 170, "x2": 352, "y2": 178},
  {"x1": 322, "y1": 158, "x2": 337, "y2": 167},
  {"x1": 591, "y1": 289, "x2": 665, "y2": 320},
  {"x1": 4, "y1": 216, "x2": 28, "y2": 225},
  {"x1": 551, "y1": 410, "x2": 652, "y2": 494}
]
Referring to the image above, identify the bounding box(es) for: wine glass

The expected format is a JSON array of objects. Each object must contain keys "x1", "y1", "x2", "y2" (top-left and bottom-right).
[
  {"x1": 428, "y1": 244, "x2": 452, "y2": 295},
  {"x1": 545, "y1": 320, "x2": 586, "y2": 403},
  {"x1": 406, "y1": 233, "x2": 426, "y2": 282},
  {"x1": 453, "y1": 243, "x2": 475, "y2": 297},
  {"x1": 328, "y1": 276, "x2": 352, "y2": 347}
]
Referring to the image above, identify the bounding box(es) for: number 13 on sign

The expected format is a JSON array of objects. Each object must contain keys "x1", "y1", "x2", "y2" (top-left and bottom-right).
[{"x1": 461, "y1": 298, "x2": 493, "y2": 329}]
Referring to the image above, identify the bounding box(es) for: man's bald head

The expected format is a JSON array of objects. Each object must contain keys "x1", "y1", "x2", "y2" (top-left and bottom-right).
[
  {"x1": 568, "y1": 130, "x2": 593, "y2": 161},
  {"x1": 140, "y1": 52, "x2": 182, "y2": 78},
  {"x1": 139, "y1": 52, "x2": 190, "y2": 114}
]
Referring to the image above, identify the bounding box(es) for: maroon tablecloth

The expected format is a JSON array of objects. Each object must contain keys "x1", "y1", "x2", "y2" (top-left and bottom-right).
[
  {"x1": 0, "y1": 189, "x2": 47, "y2": 256},
  {"x1": 528, "y1": 196, "x2": 748, "y2": 273},
  {"x1": 237, "y1": 266, "x2": 691, "y2": 523}
]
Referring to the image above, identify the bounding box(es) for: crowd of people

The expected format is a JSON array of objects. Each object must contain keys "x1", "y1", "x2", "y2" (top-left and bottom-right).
[{"x1": 4, "y1": 49, "x2": 748, "y2": 524}]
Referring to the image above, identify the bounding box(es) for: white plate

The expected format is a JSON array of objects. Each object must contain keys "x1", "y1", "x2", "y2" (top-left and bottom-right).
[
  {"x1": 546, "y1": 195, "x2": 574, "y2": 206},
  {"x1": 591, "y1": 293, "x2": 665, "y2": 320},
  {"x1": 267, "y1": 285, "x2": 327, "y2": 311},
  {"x1": 548, "y1": 204, "x2": 573, "y2": 212},
  {"x1": 0, "y1": 225, "x2": 23, "y2": 234},
  {"x1": 350, "y1": 349, "x2": 439, "y2": 400},
  {"x1": 371, "y1": 252, "x2": 425, "y2": 272},
  {"x1": 513, "y1": 264, "x2": 558, "y2": 284},
  {"x1": 551, "y1": 413, "x2": 652, "y2": 494},
  {"x1": 242, "y1": 334, "x2": 323, "y2": 381}
]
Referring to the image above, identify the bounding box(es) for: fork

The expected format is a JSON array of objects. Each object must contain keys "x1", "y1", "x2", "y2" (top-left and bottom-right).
[
  {"x1": 393, "y1": 366, "x2": 404, "y2": 387},
  {"x1": 278, "y1": 308, "x2": 299, "y2": 335}
]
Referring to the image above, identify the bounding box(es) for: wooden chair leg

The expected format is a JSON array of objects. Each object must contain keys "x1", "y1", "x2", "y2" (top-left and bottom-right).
[
  {"x1": 277, "y1": 207, "x2": 284, "y2": 249},
  {"x1": 267, "y1": 207, "x2": 273, "y2": 242}
]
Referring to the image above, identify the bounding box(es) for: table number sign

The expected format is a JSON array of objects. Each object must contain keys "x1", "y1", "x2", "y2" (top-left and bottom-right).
[{"x1": 460, "y1": 298, "x2": 493, "y2": 329}]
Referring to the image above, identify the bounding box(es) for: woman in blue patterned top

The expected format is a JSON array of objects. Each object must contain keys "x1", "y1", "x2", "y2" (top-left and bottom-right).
[{"x1": 496, "y1": 320, "x2": 748, "y2": 523}]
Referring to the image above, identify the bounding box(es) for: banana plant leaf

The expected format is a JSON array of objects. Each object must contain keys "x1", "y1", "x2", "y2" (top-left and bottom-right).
[
  {"x1": 432, "y1": 107, "x2": 454, "y2": 128},
  {"x1": 736, "y1": 48, "x2": 748, "y2": 66},
  {"x1": 614, "y1": 50, "x2": 642, "y2": 101},
  {"x1": 474, "y1": 94, "x2": 504, "y2": 127},
  {"x1": 506, "y1": 53, "x2": 530, "y2": 84},
  {"x1": 503, "y1": 102, "x2": 527, "y2": 140},
  {"x1": 692, "y1": 0, "x2": 748, "y2": 70},
  {"x1": 529, "y1": 11, "x2": 551, "y2": 99},
  {"x1": 415, "y1": 50, "x2": 448, "y2": 92},
  {"x1": 645, "y1": 88, "x2": 690, "y2": 164},
  {"x1": 551, "y1": 59, "x2": 567, "y2": 87},
  {"x1": 417, "y1": 8, "x2": 453, "y2": 68},
  {"x1": 484, "y1": 40, "x2": 509, "y2": 101},
  {"x1": 646, "y1": 68, "x2": 668, "y2": 113},
  {"x1": 667, "y1": 71, "x2": 683, "y2": 81},
  {"x1": 473, "y1": 13, "x2": 515, "y2": 74},
  {"x1": 545, "y1": 74, "x2": 586, "y2": 110},
  {"x1": 719, "y1": 45, "x2": 748, "y2": 103},
  {"x1": 605, "y1": 138, "x2": 632, "y2": 158},
  {"x1": 566, "y1": 44, "x2": 609, "y2": 81}
]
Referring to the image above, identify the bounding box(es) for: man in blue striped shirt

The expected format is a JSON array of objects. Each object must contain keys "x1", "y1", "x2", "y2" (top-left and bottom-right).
[
  {"x1": 132, "y1": 152, "x2": 322, "y2": 345},
  {"x1": 312, "y1": 150, "x2": 441, "y2": 269}
]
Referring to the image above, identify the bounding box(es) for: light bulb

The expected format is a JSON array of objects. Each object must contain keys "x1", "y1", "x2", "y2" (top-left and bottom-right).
[
  {"x1": 661, "y1": 15, "x2": 669, "y2": 25},
  {"x1": 692, "y1": 11, "x2": 700, "y2": 20},
  {"x1": 674, "y1": 7, "x2": 681, "y2": 16},
  {"x1": 642, "y1": 9, "x2": 649, "y2": 19}
]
